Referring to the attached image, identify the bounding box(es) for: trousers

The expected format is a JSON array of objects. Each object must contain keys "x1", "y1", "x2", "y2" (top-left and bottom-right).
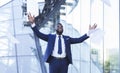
[{"x1": 49, "y1": 56, "x2": 69, "y2": 73}]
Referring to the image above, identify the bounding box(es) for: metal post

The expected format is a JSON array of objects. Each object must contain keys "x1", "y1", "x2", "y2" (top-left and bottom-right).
[{"x1": 34, "y1": 33, "x2": 47, "y2": 73}]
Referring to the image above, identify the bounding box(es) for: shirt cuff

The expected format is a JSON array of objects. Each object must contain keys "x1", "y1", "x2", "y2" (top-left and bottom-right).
[
  {"x1": 31, "y1": 23, "x2": 36, "y2": 28},
  {"x1": 87, "y1": 29, "x2": 95, "y2": 37},
  {"x1": 87, "y1": 32, "x2": 90, "y2": 36}
]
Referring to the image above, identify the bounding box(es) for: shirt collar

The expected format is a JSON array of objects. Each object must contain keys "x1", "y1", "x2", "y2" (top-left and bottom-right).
[{"x1": 56, "y1": 34, "x2": 63, "y2": 38}]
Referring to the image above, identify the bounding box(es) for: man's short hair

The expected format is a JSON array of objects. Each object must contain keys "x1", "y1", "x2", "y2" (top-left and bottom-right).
[{"x1": 58, "y1": 23, "x2": 62, "y2": 25}]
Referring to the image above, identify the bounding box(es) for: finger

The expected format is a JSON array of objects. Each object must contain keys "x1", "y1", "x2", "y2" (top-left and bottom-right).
[
  {"x1": 94, "y1": 23, "x2": 97, "y2": 26},
  {"x1": 89, "y1": 25, "x2": 91, "y2": 28},
  {"x1": 29, "y1": 12, "x2": 31, "y2": 16},
  {"x1": 90, "y1": 24, "x2": 94, "y2": 29},
  {"x1": 89, "y1": 25, "x2": 91, "y2": 29},
  {"x1": 28, "y1": 12, "x2": 32, "y2": 17},
  {"x1": 33, "y1": 15, "x2": 35, "y2": 18},
  {"x1": 94, "y1": 23, "x2": 97, "y2": 25},
  {"x1": 94, "y1": 23, "x2": 97, "y2": 29},
  {"x1": 95, "y1": 25, "x2": 97, "y2": 28},
  {"x1": 93, "y1": 24, "x2": 96, "y2": 28},
  {"x1": 28, "y1": 13, "x2": 30, "y2": 17},
  {"x1": 94, "y1": 23, "x2": 96, "y2": 27}
]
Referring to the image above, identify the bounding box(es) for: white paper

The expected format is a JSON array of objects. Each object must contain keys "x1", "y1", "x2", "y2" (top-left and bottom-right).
[
  {"x1": 27, "y1": 0, "x2": 39, "y2": 16},
  {"x1": 89, "y1": 28, "x2": 105, "y2": 46}
]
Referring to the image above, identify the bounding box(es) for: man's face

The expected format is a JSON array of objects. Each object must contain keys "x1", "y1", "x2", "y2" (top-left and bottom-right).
[{"x1": 56, "y1": 23, "x2": 63, "y2": 35}]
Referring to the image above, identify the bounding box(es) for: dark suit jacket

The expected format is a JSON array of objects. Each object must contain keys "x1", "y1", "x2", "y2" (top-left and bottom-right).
[{"x1": 32, "y1": 26, "x2": 89, "y2": 64}]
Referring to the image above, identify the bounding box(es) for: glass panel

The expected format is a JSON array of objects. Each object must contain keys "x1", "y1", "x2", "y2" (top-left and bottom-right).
[
  {"x1": 0, "y1": 57, "x2": 17, "y2": 73},
  {"x1": 18, "y1": 56, "x2": 42, "y2": 73},
  {"x1": 90, "y1": 0, "x2": 104, "y2": 73},
  {"x1": 90, "y1": 0, "x2": 119, "y2": 73},
  {"x1": 0, "y1": 0, "x2": 12, "y2": 8},
  {"x1": 16, "y1": 35, "x2": 36, "y2": 56},
  {"x1": 14, "y1": 19, "x2": 33, "y2": 35},
  {"x1": 0, "y1": 6, "x2": 12, "y2": 21},
  {"x1": 13, "y1": 6, "x2": 23, "y2": 19},
  {"x1": 0, "y1": 21, "x2": 15, "y2": 57},
  {"x1": 80, "y1": 61, "x2": 90, "y2": 73},
  {"x1": 0, "y1": 37, "x2": 15, "y2": 56},
  {"x1": 12, "y1": 0, "x2": 22, "y2": 6},
  {"x1": 104, "y1": 0, "x2": 119, "y2": 73}
]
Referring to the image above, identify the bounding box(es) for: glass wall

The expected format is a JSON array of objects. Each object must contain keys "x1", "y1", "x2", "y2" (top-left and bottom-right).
[
  {"x1": 0, "y1": 0, "x2": 42, "y2": 73},
  {"x1": 63, "y1": 0, "x2": 119, "y2": 73},
  {"x1": 0, "y1": 0, "x2": 119, "y2": 73}
]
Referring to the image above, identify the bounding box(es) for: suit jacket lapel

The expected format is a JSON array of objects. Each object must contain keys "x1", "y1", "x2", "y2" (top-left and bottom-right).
[
  {"x1": 51, "y1": 34, "x2": 56, "y2": 50},
  {"x1": 63, "y1": 35, "x2": 68, "y2": 50}
]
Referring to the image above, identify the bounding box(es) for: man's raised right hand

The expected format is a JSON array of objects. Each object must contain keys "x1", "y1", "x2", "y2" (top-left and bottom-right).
[{"x1": 28, "y1": 13, "x2": 35, "y2": 24}]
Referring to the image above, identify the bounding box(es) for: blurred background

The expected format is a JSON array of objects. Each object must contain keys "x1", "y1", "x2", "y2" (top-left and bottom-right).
[{"x1": 0, "y1": 0, "x2": 119, "y2": 73}]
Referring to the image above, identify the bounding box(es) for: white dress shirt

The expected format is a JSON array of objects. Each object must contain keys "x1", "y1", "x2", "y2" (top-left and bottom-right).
[
  {"x1": 51, "y1": 35, "x2": 66, "y2": 58},
  {"x1": 31, "y1": 23, "x2": 66, "y2": 58}
]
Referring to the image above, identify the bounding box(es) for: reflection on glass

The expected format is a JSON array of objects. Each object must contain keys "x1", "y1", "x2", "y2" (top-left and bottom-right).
[
  {"x1": 0, "y1": 57, "x2": 17, "y2": 73},
  {"x1": 0, "y1": 0, "x2": 12, "y2": 7}
]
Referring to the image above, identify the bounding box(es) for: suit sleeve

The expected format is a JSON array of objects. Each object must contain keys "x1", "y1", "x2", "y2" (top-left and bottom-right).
[
  {"x1": 31, "y1": 26, "x2": 49, "y2": 41},
  {"x1": 70, "y1": 34, "x2": 89, "y2": 44}
]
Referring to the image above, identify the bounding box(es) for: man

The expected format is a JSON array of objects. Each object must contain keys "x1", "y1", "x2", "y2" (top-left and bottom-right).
[{"x1": 28, "y1": 13, "x2": 97, "y2": 73}]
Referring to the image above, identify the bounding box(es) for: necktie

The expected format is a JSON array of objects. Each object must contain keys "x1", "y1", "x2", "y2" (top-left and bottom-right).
[{"x1": 58, "y1": 36, "x2": 62, "y2": 54}]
